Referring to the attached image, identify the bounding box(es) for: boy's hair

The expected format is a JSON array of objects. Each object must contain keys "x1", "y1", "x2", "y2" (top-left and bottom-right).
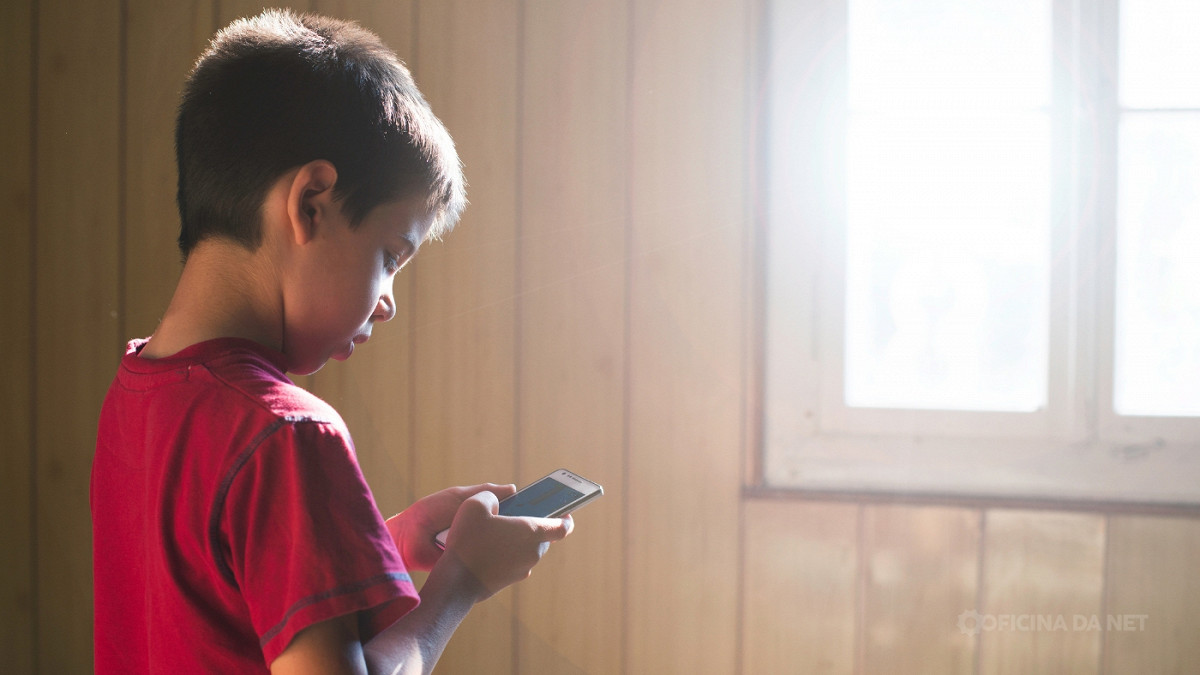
[{"x1": 175, "y1": 10, "x2": 465, "y2": 257}]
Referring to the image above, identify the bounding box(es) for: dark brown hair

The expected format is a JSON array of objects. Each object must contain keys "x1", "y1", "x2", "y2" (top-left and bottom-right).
[{"x1": 175, "y1": 9, "x2": 465, "y2": 257}]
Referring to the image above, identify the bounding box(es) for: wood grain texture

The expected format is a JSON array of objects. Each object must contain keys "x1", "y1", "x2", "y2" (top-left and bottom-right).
[
  {"x1": 626, "y1": 0, "x2": 751, "y2": 672},
  {"x1": 1104, "y1": 516, "x2": 1200, "y2": 674},
  {"x1": 862, "y1": 505, "x2": 981, "y2": 675},
  {"x1": 306, "y1": 0, "x2": 418, "y2": 524},
  {"x1": 979, "y1": 510, "x2": 1105, "y2": 675},
  {"x1": 35, "y1": 0, "x2": 122, "y2": 669},
  {"x1": 123, "y1": 0, "x2": 214, "y2": 339},
  {"x1": 513, "y1": 2, "x2": 629, "y2": 673},
  {"x1": 742, "y1": 500, "x2": 858, "y2": 674},
  {"x1": 412, "y1": 1, "x2": 521, "y2": 671},
  {"x1": 0, "y1": 0, "x2": 34, "y2": 670}
]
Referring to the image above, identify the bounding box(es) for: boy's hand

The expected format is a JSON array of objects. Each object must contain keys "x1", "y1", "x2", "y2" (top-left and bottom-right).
[
  {"x1": 385, "y1": 483, "x2": 516, "y2": 572},
  {"x1": 440, "y1": 490, "x2": 574, "y2": 600}
]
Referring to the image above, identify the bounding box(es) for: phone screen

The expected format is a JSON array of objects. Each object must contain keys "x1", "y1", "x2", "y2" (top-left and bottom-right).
[{"x1": 499, "y1": 477, "x2": 585, "y2": 518}]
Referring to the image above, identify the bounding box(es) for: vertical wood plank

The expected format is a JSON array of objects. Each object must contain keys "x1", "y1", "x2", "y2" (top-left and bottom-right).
[
  {"x1": 124, "y1": 1, "x2": 214, "y2": 339},
  {"x1": 514, "y1": 2, "x2": 629, "y2": 673},
  {"x1": 979, "y1": 510, "x2": 1105, "y2": 675},
  {"x1": 627, "y1": 0, "x2": 751, "y2": 672},
  {"x1": 35, "y1": 0, "x2": 122, "y2": 669},
  {"x1": 0, "y1": 0, "x2": 34, "y2": 670},
  {"x1": 1105, "y1": 516, "x2": 1200, "y2": 674},
  {"x1": 412, "y1": 0, "x2": 520, "y2": 492},
  {"x1": 306, "y1": 0, "x2": 418, "y2": 524},
  {"x1": 742, "y1": 501, "x2": 858, "y2": 674},
  {"x1": 862, "y1": 505, "x2": 980, "y2": 675},
  {"x1": 412, "y1": 1, "x2": 521, "y2": 672}
]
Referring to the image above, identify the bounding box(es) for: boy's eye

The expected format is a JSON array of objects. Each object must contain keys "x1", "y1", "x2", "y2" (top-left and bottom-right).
[{"x1": 384, "y1": 252, "x2": 402, "y2": 275}]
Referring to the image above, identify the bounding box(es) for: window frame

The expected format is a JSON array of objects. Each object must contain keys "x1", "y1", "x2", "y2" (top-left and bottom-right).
[{"x1": 760, "y1": 0, "x2": 1200, "y2": 505}]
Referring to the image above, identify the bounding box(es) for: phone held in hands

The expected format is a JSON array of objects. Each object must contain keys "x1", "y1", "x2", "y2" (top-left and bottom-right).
[{"x1": 434, "y1": 469, "x2": 603, "y2": 550}]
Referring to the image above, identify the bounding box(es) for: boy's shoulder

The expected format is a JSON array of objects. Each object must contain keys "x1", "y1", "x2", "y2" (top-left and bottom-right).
[
  {"x1": 200, "y1": 339, "x2": 344, "y2": 430},
  {"x1": 122, "y1": 337, "x2": 342, "y2": 428}
]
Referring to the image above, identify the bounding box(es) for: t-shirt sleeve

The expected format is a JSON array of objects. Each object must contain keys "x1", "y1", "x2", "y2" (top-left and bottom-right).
[{"x1": 217, "y1": 418, "x2": 420, "y2": 666}]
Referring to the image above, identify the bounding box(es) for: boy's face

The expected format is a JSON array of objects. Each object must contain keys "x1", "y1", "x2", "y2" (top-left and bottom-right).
[{"x1": 283, "y1": 194, "x2": 435, "y2": 375}]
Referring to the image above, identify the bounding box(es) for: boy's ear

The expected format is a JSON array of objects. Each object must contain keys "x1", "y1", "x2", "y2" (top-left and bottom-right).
[{"x1": 285, "y1": 160, "x2": 339, "y2": 245}]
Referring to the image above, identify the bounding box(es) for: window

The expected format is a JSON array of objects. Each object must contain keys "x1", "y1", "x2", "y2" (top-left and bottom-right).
[{"x1": 763, "y1": 0, "x2": 1200, "y2": 504}]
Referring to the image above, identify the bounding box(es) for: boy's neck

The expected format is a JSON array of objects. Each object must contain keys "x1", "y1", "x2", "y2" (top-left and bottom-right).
[{"x1": 140, "y1": 240, "x2": 283, "y2": 360}]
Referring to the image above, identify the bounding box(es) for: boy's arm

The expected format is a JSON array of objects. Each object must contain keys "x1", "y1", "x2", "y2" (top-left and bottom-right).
[
  {"x1": 271, "y1": 490, "x2": 573, "y2": 675},
  {"x1": 269, "y1": 553, "x2": 476, "y2": 675}
]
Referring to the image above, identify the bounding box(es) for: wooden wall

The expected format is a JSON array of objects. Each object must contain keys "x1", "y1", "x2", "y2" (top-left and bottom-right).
[{"x1": 2, "y1": 1, "x2": 1199, "y2": 672}]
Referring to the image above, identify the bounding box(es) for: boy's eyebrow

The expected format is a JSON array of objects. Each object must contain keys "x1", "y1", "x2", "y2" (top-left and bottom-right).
[{"x1": 398, "y1": 232, "x2": 421, "y2": 256}]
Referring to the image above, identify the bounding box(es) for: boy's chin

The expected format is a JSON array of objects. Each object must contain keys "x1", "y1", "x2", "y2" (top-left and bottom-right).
[
  {"x1": 286, "y1": 342, "x2": 352, "y2": 375},
  {"x1": 288, "y1": 361, "x2": 325, "y2": 376},
  {"x1": 331, "y1": 340, "x2": 355, "y2": 362},
  {"x1": 286, "y1": 353, "x2": 332, "y2": 376}
]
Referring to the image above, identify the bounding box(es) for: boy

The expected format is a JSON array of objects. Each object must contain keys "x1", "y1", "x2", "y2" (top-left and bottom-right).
[{"x1": 91, "y1": 10, "x2": 572, "y2": 674}]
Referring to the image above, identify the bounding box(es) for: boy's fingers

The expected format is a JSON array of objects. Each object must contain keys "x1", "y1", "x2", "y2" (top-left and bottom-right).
[
  {"x1": 489, "y1": 483, "x2": 518, "y2": 500},
  {"x1": 463, "y1": 489, "x2": 500, "y2": 515},
  {"x1": 452, "y1": 482, "x2": 515, "y2": 501},
  {"x1": 530, "y1": 514, "x2": 573, "y2": 542}
]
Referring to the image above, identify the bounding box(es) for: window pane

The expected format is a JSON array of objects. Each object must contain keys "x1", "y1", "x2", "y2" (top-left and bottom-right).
[
  {"x1": 843, "y1": 0, "x2": 1052, "y2": 412},
  {"x1": 849, "y1": 0, "x2": 1050, "y2": 112},
  {"x1": 845, "y1": 113, "x2": 1051, "y2": 411},
  {"x1": 1114, "y1": 114, "x2": 1200, "y2": 416},
  {"x1": 1120, "y1": 0, "x2": 1200, "y2": 109}
]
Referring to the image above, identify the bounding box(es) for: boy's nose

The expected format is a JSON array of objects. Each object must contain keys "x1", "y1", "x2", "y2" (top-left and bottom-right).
[{"x1": 374, "y1": 292, "x2": 396, "y2": 322}]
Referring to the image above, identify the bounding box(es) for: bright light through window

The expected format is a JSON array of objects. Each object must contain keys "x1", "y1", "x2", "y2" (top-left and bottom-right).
[
  {"x1": 844, "y1": 0, "x2": 1052, "y2": 411},
  {"x1": 764, "y1": 0, "x2": 1200, "y2": 502},
  {"x1": 1119, "y1": 0, "x2": 1200, "y2": 110},
  {"x1": 1115, "y1": 0, "x2": 1200, "y2": 417}
]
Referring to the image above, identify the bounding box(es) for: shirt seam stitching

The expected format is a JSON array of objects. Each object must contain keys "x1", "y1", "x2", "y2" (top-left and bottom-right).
[
  {"x1": 258, "y1": 571, "x2": 415, "y2": 648},
  {"x1": 207, "y1": 415, "x2": 328, "y2": 587}
]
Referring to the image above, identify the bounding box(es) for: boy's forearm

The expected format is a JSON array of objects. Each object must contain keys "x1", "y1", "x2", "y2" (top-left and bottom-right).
[{"x1": 362, "y1": 555, "x2": 483, "y2": 674}]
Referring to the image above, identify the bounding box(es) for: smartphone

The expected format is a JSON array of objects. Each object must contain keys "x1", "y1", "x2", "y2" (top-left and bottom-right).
[{"x1": 434, "y1": 469, "x2": 603, "y2": 550}]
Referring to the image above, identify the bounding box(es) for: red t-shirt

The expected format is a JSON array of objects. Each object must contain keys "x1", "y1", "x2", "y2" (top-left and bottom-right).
[{"x1": 92, "y1": 338, "x2": 419, "y2": 673}]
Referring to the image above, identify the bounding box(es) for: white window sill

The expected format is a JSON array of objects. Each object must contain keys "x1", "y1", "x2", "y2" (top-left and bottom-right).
[{"x1": 765, "y1": 434, "x2": 1200, "y2": 505}]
